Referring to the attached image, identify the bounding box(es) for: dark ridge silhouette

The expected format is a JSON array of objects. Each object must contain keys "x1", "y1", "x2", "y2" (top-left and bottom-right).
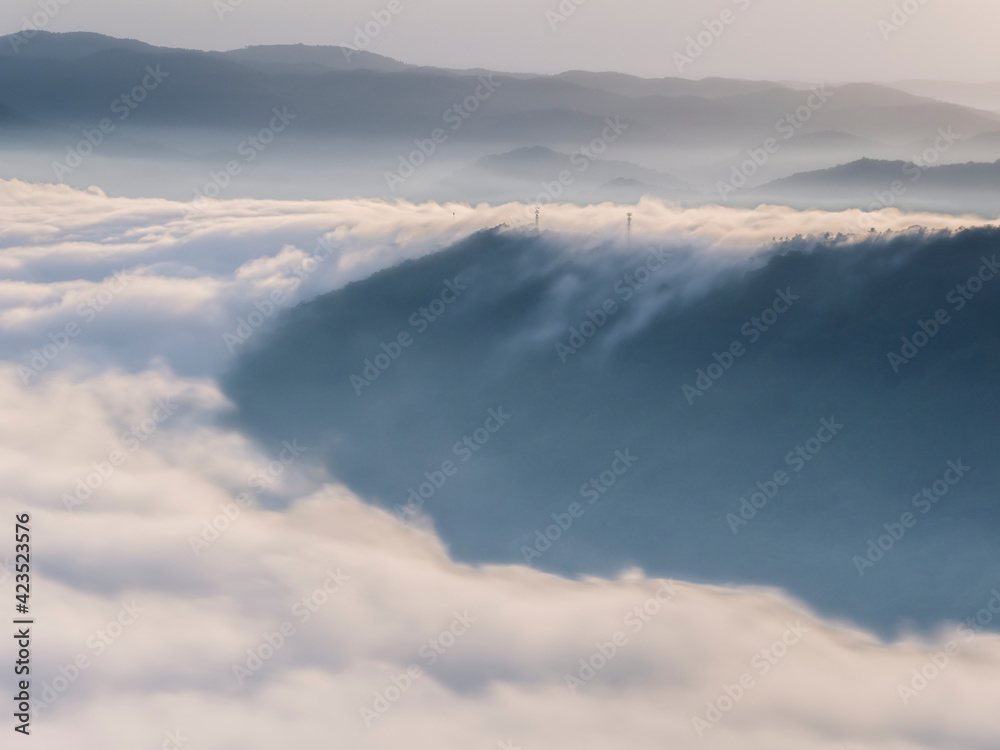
[{"x1": 224, "y1": 227, "x2": 1000, "y2": 638}]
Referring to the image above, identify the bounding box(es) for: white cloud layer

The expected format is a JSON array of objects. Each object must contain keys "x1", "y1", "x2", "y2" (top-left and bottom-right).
[{"x1": 1, "y1": 179, "x2": 998, "y2": 748}]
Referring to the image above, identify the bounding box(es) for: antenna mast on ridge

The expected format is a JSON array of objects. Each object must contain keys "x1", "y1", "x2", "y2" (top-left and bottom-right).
[{"x1": 627, "y1": 212, "x2": 632, "y2": 247}]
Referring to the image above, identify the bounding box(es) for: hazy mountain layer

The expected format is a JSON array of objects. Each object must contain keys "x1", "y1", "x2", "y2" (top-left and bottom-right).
[{"x1": 2, "y1": 32, "x2": 1000, "y2": 205}]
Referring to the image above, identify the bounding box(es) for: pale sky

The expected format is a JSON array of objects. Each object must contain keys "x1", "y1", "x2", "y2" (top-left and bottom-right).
[{"x1": 4, "y1": 0, "x2": 999, "y2": 82}]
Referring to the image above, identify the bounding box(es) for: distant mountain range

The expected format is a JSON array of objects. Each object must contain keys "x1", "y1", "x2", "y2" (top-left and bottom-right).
[
  {"x1": 744, "y1": 158, "x2": 1000, "y2": 215},
  {"x1": 0, "y1": 31, "x2": 998, "y2": 213},
  {"x1": 890, "y1": 80, "x2": 1000, "y2": 114},
  {"x1": 0, "y1": 30, "x2": 409, "y2": 72},
  {"x1": 422, "y1": 145, "x2": 683, "y2": 204}
]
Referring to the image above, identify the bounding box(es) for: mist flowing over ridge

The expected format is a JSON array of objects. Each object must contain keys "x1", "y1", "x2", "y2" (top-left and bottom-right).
[{"x1": 225, "y1": 225, "x2": 1000, "y2": 638}]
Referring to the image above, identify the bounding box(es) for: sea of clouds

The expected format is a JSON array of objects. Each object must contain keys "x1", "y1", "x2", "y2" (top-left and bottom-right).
[{"x1": 1, "y1": 178, "x2": 998, "y2": 749}]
